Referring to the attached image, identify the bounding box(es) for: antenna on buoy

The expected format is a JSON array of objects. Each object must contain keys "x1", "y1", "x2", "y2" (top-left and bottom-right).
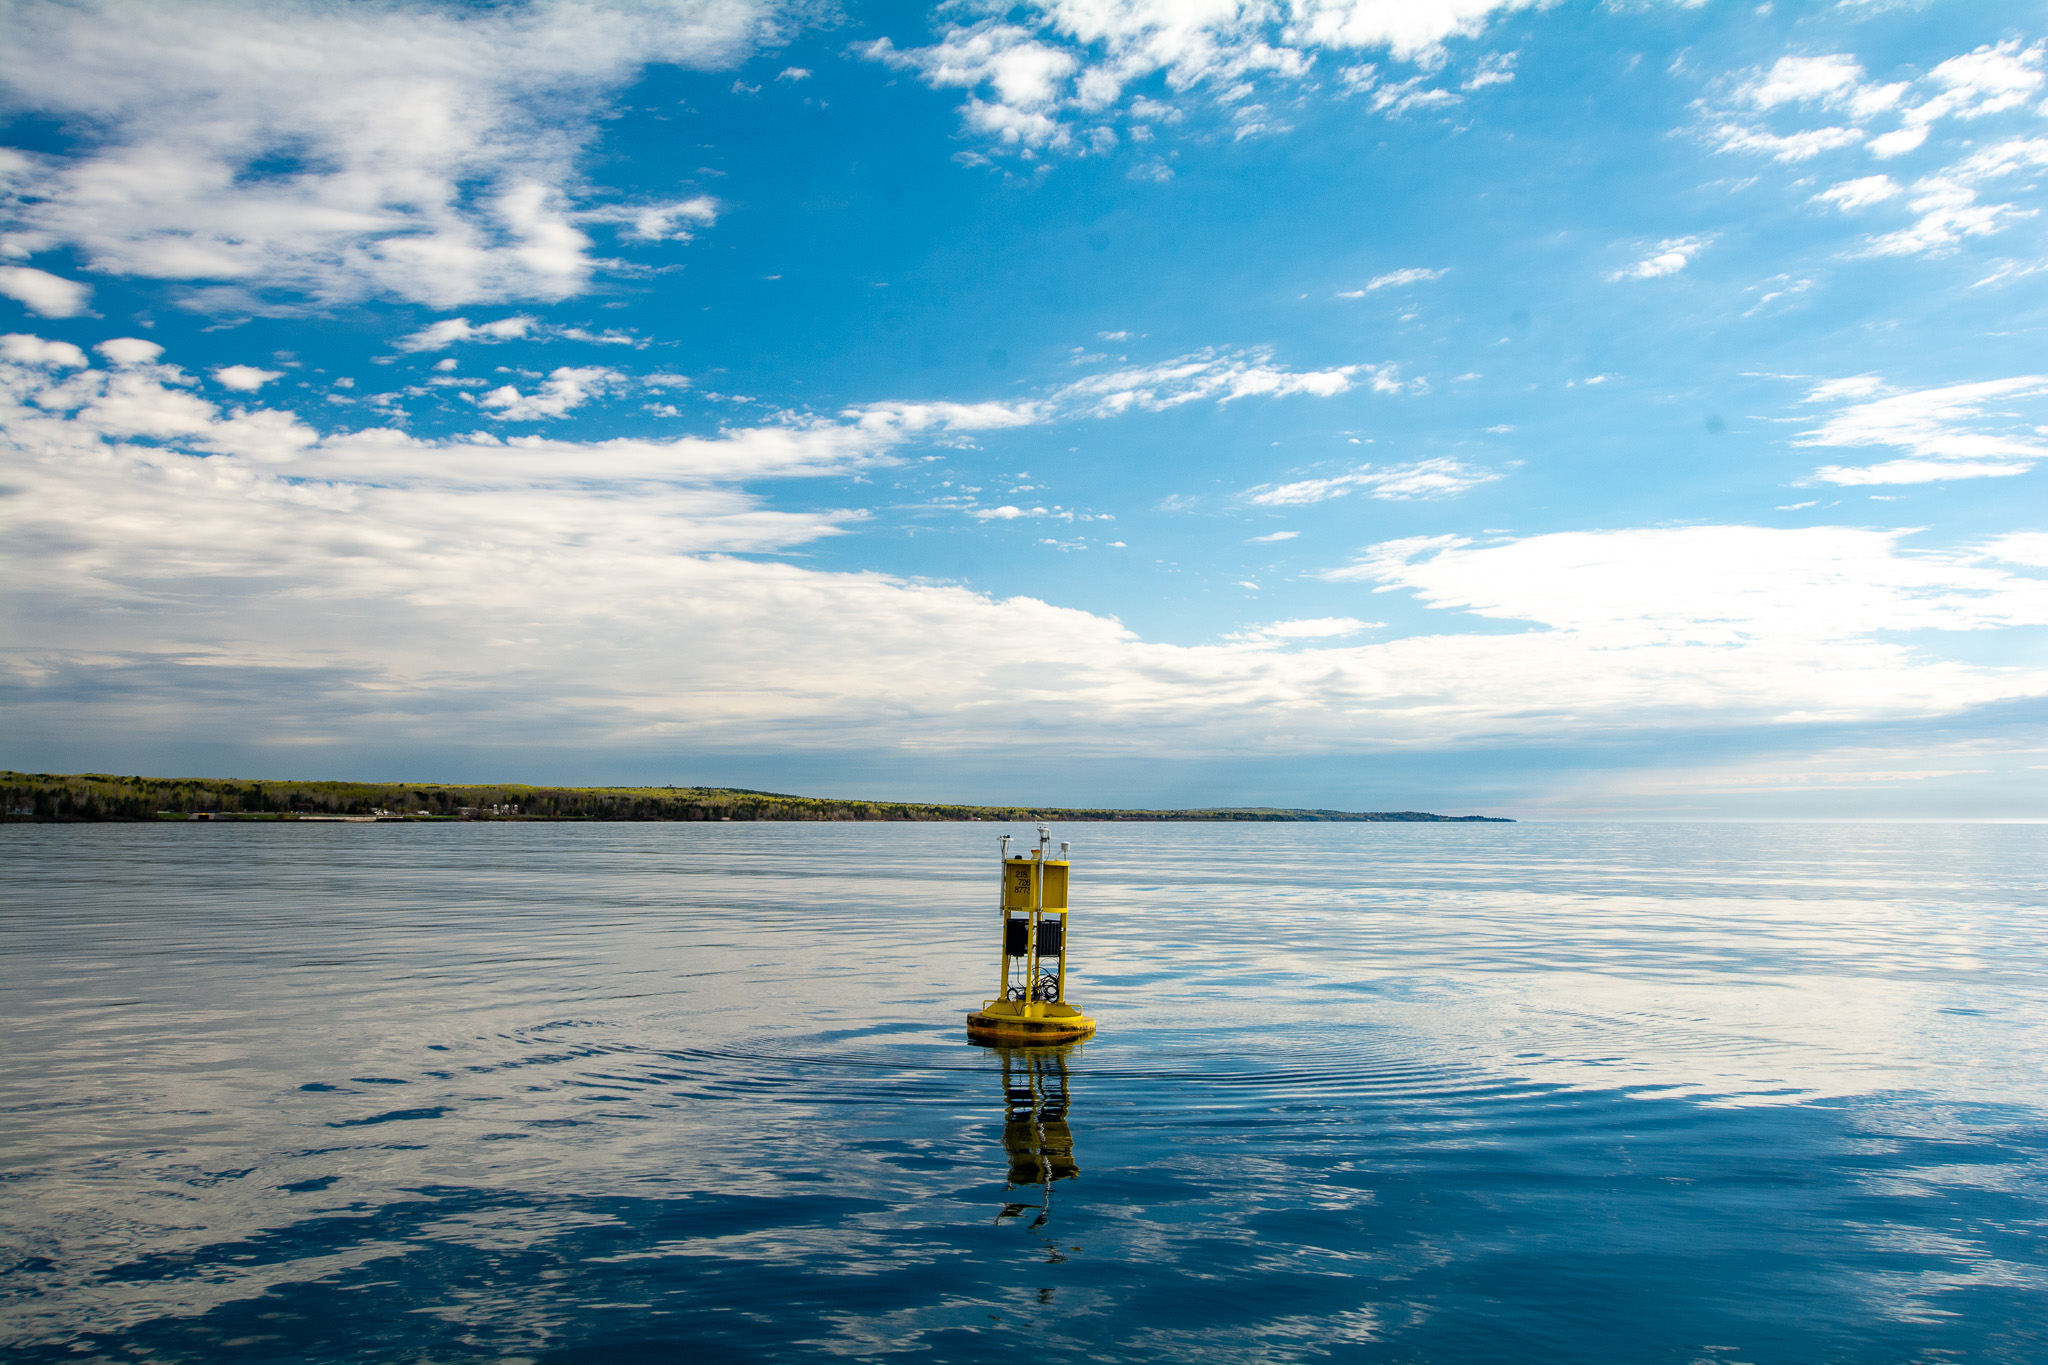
[{"x1": 966, "y1": 824, "x2": 1097, "y2": 1045}]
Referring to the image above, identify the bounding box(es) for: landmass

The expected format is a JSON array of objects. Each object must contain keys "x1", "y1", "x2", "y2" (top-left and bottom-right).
[{"x1": 0, "y1": 771, "x2": 1512, "y2": 823}]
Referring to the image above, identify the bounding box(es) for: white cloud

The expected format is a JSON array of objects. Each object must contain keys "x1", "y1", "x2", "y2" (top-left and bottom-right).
[
  {"x1": 96, "y1": 337, "x2": 163, "y2": 366},
  {"x1": 1711, "y1": 123, "x2": 1863, "y2": 162},
  {"x1": 1867, "y1": 126, "x2": 1928, "y2": 160},
  {"x1": 0, "y1": 266, "x2": 93, "y2": 317},
  {"x1": 848, "y1": 399, "x2": 1045, "y2": 437},
  {"x1": 0, "y1": 333, "x2": 88, "y2": 368},
  {"x1": 1051, "y1": 348, "x2": 1374, "y2": 414},
  {"x1": 582, "y1": 196, "x2": 720, "y2": 243},
  {"x1": 1365, "y1": 266, "x2": 1449, "y2": 291},
  {"x1": 1796, "y1": 375, "x2": 2048, "y2": 484},
  {"x1": 1854, "y1": 140, "x2": 2048, "y2": 259},
  {"x1": 558, "y1": 326, "x2": 641, "y2": 347},
  {"x1": 1336, "y1": 63, "x2": 1379, "y2": 94},
  {"x1": 1228, "y1": 616, "x2": 1379, "y2": 644},
  {"x1": 213, "y1": 365, "x2": 283, "y2": 392},
  {"x1": 777, "y1": 66, "x2": 812, "y2": 81},
  {"x1": 1608, "y1": 235, "x2": 1715, "y2": 281},
  {"x1": 1710, "y1": 42, "x2": 2042, "y2": 167},
  {"x1": 1800, "y1": 376, "x2": 1885, "y2": 404},
  {"x1": 962, "y1": 94, "x2": 1069, "y2": 148},
  {"x1": 6, "y1": 344, "x2": 2046, "y2": 759},
  {"x1": 1949, "y1": 135, "x2": 2048, "y2": 181},
  {"x1": 1462, "y1": 51, "x2": 1516, "y2": 90},
  {"x1": 0, "y1": 0, "x2": 776, "y2": 309},
  {"x1": 1247, "y1": 456, "x2": 1501, "y2": 504},
  {"x1": 3, "y1": 336, "x2": 962, "y2": 484},
  {"x1": 1981, "y1": 531, "x2": 2048, "y2": 568},
  {"x1": 1285, "y1": 0, "x2": 1542, "y2": 65},
  {"x1": 1701, "y1": 40, "x2": 2048, "y2": 268},
  {"x1": 395, "y1": 317, "x2": 538, "y2": 352},
  {"x1": 1368, "y1": 75, "x2": 1462, "y2": 116},
  {"x1": 1814, "y1": 175, "x2": 1902, "y2": 211},
  {"x1": 478, "y1": 366, "x2": 627, "y2": 421},
  {"x1": 1321, "y1": 526, "x2": 2048, "y2": 647},
  {"x1": 1852, "y1": 183, "x2": 2008, "y2": 258},
  {"x1": 1248, "y1": 530, "x2": 1300, "y2": 542},
  {"x1": 1910, "y1": 40, "x2": 2046, "y2": 124},
  {"x1": 423, "y1": 342, "x2": 1360, "y2": 447},
  {"x1": 863, "y1": 24, "x2": 1083, "y2": 148},
  {"x1": 861, "y1": 1, "x2": 1541, "y2": 159},
  {"x1": 1735, "y1": 54, "x2": 1870, "y2": 110}
]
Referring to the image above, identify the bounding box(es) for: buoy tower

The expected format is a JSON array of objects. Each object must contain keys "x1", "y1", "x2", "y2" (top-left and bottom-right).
[{"x1": 966, "y1": 824, "x2": 1097, "y2": 1045}]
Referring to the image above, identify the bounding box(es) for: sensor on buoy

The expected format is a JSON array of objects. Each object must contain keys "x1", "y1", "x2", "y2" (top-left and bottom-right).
[{"x1": 966, "y1": 824, "x2": 1097, "y2": 1045}]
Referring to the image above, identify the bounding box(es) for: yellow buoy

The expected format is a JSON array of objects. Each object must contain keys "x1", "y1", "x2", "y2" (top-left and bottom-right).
[{"x1": 966, "y1": 823, "x2": 1098, "y2": 1045}]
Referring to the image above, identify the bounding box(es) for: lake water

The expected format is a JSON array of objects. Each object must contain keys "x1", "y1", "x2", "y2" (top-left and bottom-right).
[{"x1": 3, "y1": 821, "x2": 2045, "y2": 1363}]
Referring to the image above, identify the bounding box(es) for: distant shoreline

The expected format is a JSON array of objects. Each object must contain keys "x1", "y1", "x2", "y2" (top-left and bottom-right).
[{"x1": 1, "y1": 771, "x2": 1512, "y2": 823}]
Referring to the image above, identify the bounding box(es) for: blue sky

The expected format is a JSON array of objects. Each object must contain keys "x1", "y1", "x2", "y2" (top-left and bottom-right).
[{"x1": 2, "y1": 0, "x2": 2045, "y2": 815}]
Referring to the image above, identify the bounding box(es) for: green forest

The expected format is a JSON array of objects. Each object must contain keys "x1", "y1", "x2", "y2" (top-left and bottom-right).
[{"x1": 0, "y1": 771, "x2": 1508, "y2": 823}]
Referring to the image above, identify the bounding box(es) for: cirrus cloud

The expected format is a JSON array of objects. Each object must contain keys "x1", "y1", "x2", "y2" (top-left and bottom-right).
[
  {"x1": 1247, "y1": 456, "x2": 1502, "y2": 505},
  {"x1": 1795, "y1": 374, "x2": 2048, "y2": 484}
]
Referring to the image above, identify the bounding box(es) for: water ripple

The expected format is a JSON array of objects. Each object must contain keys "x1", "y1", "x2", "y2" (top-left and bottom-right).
[{"x1": 4, "y1": 821, "x2": 2045, "y2": 1362}]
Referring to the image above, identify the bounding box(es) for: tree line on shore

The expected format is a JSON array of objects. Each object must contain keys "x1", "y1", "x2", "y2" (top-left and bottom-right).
[{"x1": 0, "y1": 771, "x2": 1509, "y2": 823}]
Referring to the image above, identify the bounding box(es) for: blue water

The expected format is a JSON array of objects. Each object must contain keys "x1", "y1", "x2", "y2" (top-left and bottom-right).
[{"x1": 3, "y1": 821, "x2": 2045, "y2": 1362}]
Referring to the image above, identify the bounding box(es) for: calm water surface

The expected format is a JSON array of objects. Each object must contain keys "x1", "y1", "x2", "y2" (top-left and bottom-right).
[{"x1": 3, "y1": 821, "x2": 2045, "y2": 1362}]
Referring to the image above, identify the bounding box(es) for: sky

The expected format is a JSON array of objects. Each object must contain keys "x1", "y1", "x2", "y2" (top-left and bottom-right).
[{"x1": 2, "y1": 0, "x2": 2045, "y2": 817}]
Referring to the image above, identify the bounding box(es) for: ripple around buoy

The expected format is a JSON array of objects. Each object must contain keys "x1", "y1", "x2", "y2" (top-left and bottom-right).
[{"x1": 509, "y1": 1024, "x2": 1561, "y2": 1128}]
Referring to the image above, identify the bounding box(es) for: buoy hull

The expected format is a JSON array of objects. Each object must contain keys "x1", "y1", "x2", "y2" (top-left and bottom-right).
[{"x1": 966, "y1": 1002, "x2": 1096, "y2": 1044}]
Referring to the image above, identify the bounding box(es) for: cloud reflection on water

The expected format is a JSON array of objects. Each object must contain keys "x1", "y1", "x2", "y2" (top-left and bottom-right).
[{"x1": 2, "y1": 822, "x2": 2044, "y2": 1360}]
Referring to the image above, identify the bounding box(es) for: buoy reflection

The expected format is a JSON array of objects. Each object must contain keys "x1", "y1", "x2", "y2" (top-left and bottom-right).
[{"x1": 988, "y1": 1043, "x2": 1079, "y2": 1229}]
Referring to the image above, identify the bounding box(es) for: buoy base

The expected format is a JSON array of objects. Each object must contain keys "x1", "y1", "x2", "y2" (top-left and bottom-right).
[{"x1": 966, "y1": 999, "x2": 1097, "y2": 1044}]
